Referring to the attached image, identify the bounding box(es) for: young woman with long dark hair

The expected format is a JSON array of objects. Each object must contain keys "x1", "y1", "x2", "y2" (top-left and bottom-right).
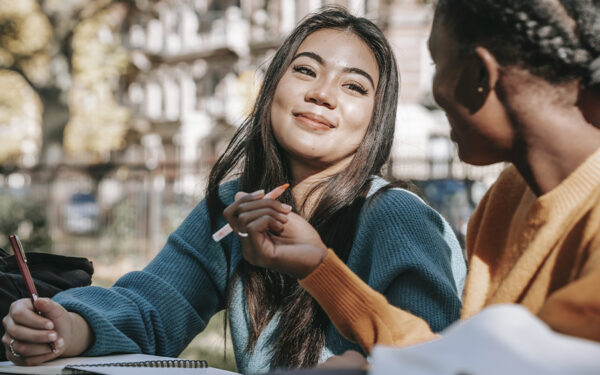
[
  {"x1": 2, "y1": 7, "x2": 465, "y2": 372},
  {"x1": 230, "y1": 0, "x2": 600, "y2": 360}
]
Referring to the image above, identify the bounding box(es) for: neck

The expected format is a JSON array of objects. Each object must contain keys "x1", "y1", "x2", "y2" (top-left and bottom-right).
[
  {"x1": 289, "y1": 156, "x2": 353, "y2": 216},
  {"x1": 511, "y1": 105, "x2": 600, "y2": 196},
  {"x1": 499, "y1": 70, "x2": 600, "y2": 196}
]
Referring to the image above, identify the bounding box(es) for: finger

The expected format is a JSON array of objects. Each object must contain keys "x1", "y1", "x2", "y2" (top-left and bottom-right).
[
  {"x1": 247, "y1": 216, "x2": 285, "y2": 240},
  {"x1": 238, "y1": 208, "x2": 289, "y2": 229},
  {"x1": 234, "y1": 191, "x2": 249, "y2": 201},
  {"x1": 240, "y1": 217, "x2": 285, "y2": 264},
  {"x1": 4, "y1": 319, "x2": 58, "y2": 345},
  {"x1": 237, "y1": 216, "x2": 285, "y2": 248},
  {"x1": 9, "y1": 348, "x2": 60, "y2": 366},
  {"x1": 238, "y1": 199, "x2": 292, "y2": 215},
  {"x1": 223, "y1": 190, "x2": 265, "y2": 229},
  {"x1": 34, "y1": 298, "x2": 64, "y2": 324},
  {"x1": 9, "y1": 301, "x2": 54, "y2": 331},
  {"x1": 5, "y1": 338, "x2": 55, "y2": 358}
]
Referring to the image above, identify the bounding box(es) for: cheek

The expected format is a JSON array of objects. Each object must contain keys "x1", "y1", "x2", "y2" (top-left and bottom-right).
[
  {"x1": 271, "y1": 82, "x2": 290, "y2": 128},
  {"x1": 344, "y1": 99, "x2": 375, "y2": 135},
  {"x1": 272, "y1": 73, "x2": 296, "y2": 108},
  {"x1": 432, "y1": 75, "x2": 451, "y2": 110}
]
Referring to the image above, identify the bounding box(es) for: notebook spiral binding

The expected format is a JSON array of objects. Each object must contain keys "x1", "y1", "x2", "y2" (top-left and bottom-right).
[{"x1": 68, "y1": 359, "x2": 208, "y2": 368}]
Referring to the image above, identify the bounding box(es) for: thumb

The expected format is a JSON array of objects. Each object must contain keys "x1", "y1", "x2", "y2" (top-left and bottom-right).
[{"x1": 34, "y1": 298, "x2": 65, "y2": 320}]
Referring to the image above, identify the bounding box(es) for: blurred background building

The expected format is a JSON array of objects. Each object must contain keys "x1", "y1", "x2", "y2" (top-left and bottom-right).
[{"x1": 0, "y1": 0, "x2": 503, "y2": 368}]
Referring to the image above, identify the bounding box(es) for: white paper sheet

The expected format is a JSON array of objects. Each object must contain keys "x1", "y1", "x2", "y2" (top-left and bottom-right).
[{"x1": 371, "y1": 304, "x2": 600, "y2": 375}]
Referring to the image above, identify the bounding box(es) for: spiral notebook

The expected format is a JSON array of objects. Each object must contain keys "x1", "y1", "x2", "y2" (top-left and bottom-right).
[{"x1": 0, "y1": 354, "x2": 238, "y2": 375}]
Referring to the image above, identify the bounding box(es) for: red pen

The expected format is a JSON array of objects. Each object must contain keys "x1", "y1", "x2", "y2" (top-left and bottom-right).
[{"x1": 9, "y1": 234, "x2": 57, "y2": 352}]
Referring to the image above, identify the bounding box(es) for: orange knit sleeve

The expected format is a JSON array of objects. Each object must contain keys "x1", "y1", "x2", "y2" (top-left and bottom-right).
[
  {"x1": 538, "y1": 234, "x2": 600, "y2": 342},
  {"x1": 299, "y1": 250, "x2": 439, "y2": 354}
]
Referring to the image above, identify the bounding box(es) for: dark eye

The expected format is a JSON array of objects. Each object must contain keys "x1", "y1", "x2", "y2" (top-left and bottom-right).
[
  {"x1": 292, "y1": 65, "x2": 316, "y2": 77},
  {"x1": 345, "y1": 83, "x2": 368, "y2": 95}
]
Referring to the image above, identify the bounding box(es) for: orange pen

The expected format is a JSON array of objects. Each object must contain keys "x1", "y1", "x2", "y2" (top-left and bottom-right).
[
  {"x1": 212, "y1": 183, "x2": 290, "y2": 242},
  {"x1": 9, "y1": 234, "x2": 57, "y2": 352}
]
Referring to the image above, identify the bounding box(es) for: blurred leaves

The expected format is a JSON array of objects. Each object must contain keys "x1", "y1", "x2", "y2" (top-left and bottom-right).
[
  {"x1": 63, "y1": 3, "x2": 131, "y2": 159},
  {"x1": 0, "y1": 192, "x2": 51, "y2": 253},
  {"x1": 0, "y1": 0, "x2": 53, "y2": 87},
  {"x1": 0, "y1": 0, "x2": 132, "y2": 163},
  {"x1": 0, "y1": 70, "x2": 43, "y2": 164}
]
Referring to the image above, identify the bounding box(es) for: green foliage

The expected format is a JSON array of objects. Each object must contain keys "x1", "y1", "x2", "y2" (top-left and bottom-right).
[{"x1": 0, "y1": 192, "x2": 51, "y2": 253}]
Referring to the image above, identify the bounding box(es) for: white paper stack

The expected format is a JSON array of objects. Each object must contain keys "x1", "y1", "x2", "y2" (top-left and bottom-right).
[{"x1": 371, "y1": 304, "x2": 600, "y2": 375}]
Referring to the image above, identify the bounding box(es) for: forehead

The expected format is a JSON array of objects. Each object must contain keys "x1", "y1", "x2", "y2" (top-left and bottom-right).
[
  {"x1": 428, "y1": 16, "x2": 459, "y2": 60},
  {"x1": 296, "y1": 29, "x2": 379, "y2": 79}
]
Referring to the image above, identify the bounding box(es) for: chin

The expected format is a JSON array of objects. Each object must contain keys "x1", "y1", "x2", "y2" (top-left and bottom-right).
[{"x1": 457, "y1": 149, "x2": 504, "y2": 166}]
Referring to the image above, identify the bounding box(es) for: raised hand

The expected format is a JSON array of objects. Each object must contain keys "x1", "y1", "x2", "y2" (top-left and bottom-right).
[{"x1": 223, "y1": 191, "x2": 328, "y2": 278}]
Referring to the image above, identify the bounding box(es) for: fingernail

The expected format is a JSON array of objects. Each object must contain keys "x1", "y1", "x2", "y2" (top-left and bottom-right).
[
  {"x1": 251, "y1": 189, "x2": 264, "y2": 196},
  {"x1": 45, "y1": 322, "x2": 54, "y2": 330},
  {"x1": 281, "y1": 204, "x2": 292, "y2": 211},
  {"x1": 57, "y1": 338, "x2": 64, "y2": 348},
  {"x1": 48, "y1": 333, "x2": 57, "y2": 341}
]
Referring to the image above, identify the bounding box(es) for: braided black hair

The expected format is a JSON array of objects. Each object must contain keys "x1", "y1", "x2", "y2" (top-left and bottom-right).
[
  {"x1": 559, "y1": 1, "x2": 600, "y2": 87},
  {"x1": 435, "y1": 0, "x2": 600, "y2": 88}
]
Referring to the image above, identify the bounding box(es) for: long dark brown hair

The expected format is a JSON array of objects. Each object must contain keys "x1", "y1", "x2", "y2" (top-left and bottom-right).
[{"x1": 206, "y1": 6, "x2": 399, "y2": 369}]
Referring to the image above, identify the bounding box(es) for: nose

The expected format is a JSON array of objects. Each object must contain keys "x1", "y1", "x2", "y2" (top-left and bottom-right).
[{"x1": 305, "y1": 78, "x2": 337, "y2": 109}]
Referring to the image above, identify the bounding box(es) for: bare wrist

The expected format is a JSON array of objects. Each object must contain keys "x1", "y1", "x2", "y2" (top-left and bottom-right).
[
  {"x1": 298, "y1": 244, "x2": 328, "y2": 279},
  {"x1": 64, "y1": 312, "x2": 93, "y2": 357}
]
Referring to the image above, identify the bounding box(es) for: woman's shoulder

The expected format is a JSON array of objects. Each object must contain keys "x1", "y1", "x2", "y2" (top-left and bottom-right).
[
  {"x1": 185, "y1": 179, "x2": 239, "y2": 219},
  {"x1": 489, "y1": 164, "x2": 524, "y2": 190},
  {"x1": 362, "y1": 177, "x2": 455, "y2": 238},
  {"x1": 366, "y1": 176, "x2": 429, "y2": 213},
  {"x1": 216, "y1": 179, "x2": 240, "y2": 205}
]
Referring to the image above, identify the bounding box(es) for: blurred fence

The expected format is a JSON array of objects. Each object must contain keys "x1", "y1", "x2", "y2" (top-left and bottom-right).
[
  {"x1": 0, "y1": 163, "x2": 206, "y2": 268},
  {"x1": 0, "y1": 156, "x2": 504, "y2": 273}
]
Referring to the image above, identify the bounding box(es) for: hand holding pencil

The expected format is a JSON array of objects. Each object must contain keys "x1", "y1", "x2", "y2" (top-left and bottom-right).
[
  {"x1": 221, "y1": 184, "x2": 328, "y2": 278},
  {"x1": 213, "y1": 183, "x2": 290, "y2": 241}
]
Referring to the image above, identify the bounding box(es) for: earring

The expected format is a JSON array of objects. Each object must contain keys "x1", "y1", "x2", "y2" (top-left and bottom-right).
[{"x1": 477, "y1": 86, "x2": 484, "y2": 93}]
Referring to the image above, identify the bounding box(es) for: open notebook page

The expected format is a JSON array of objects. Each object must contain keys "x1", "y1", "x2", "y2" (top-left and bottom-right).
[{"x1": 0, "y1": 353, "x2": 239, "y2": 375}]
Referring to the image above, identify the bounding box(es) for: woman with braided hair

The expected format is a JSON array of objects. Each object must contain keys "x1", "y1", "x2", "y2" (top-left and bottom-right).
[{"x1": 216, "y1": 0, "x2": 600, "y2": 362}]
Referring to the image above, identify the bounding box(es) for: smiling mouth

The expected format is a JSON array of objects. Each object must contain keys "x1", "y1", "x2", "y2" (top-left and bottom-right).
[{"x1": 293, "y1": 113, "x2": 335, "y2": 130}]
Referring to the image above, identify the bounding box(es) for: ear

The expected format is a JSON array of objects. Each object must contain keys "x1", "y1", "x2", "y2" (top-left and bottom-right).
[
  {"x1": 474, "y1": 46, "x2": 500, "y2": 91},
  {"x1": 453, "y1": 46, "x2": 500, "y2": 114}
]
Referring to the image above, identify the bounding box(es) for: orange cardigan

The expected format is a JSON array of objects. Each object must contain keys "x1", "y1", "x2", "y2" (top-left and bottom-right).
[{"x1": 300, "y1": 148, "x2": 600, "y2": 353}]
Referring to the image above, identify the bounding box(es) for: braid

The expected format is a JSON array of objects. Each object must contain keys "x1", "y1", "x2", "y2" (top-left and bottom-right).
[
  {"x1": 592, "y1": 58, "x2": 600, "y2": 86},
  {"x1": 559, "y1": 0, "x2": 600, "y2": 87},
  {"x1": 436, "y1": 0, "x2": 599, "y2": 85}
]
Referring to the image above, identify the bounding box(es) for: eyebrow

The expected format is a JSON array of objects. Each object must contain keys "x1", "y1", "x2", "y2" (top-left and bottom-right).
[{"x1": 291, "y1": 51, "x2": 375, "y2": 89}]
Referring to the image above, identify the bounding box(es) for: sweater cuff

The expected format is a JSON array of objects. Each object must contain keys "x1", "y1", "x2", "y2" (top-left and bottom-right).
[{"x1": 299, "y1": 249, "x2": 382, "y2": 326}]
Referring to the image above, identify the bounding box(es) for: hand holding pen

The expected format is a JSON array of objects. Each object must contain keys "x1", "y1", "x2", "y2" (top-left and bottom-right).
[
  {"x1": 8, "y1": 235, "x2": 56, "y2": 355},
  {"x1": 2, "y1": 235, "x2": 93, "y2": 365},
  {"x1": 213, "y1": 183, "x2": 290, "y2": 241},
  {"x1": 221, "y1": 184, "x2": 328, "y2": 278}
]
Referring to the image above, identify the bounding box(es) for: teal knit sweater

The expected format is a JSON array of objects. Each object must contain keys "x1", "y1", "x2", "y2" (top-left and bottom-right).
[{"x1": 54, "y1": 179, "x2": 465, "y2": 373}]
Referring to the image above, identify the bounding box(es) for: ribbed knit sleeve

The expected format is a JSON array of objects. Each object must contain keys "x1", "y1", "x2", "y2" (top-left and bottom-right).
[
  {"x1": 303, "y1": 187, "x2": 465, "y2": 353},
  {"x1": 53, "y1": 183, "x2": 237, "y2": 357},
  {"x1": 300, "y1": 250, "x2": 439, "y2": 353}
]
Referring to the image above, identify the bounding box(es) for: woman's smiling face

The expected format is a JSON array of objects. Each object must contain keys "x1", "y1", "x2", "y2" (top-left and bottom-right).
[{"x1": 270, "y1": 28, "x2": 379, "y2": 172}]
